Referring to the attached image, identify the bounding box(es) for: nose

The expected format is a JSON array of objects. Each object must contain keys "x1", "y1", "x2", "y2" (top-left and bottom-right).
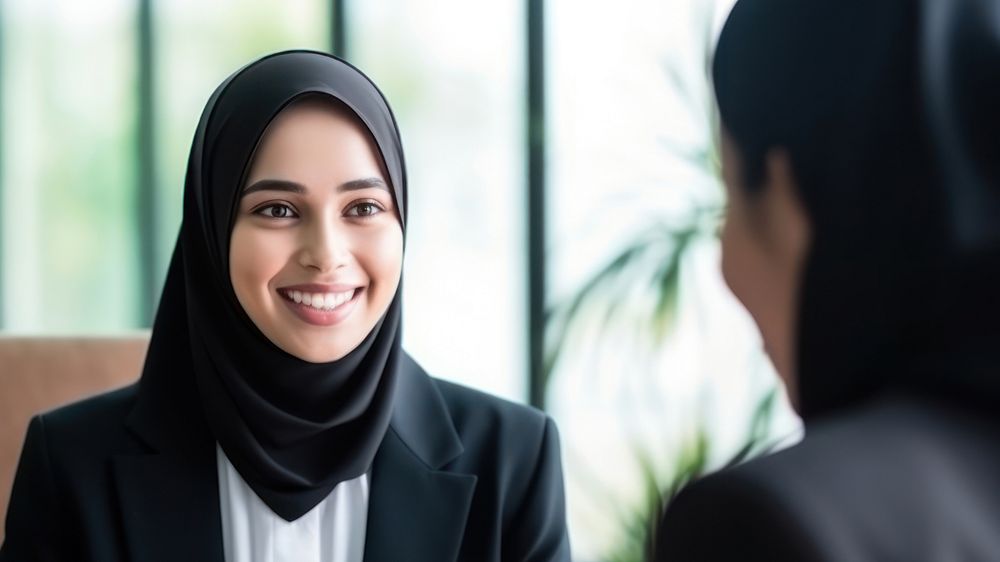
[{"x1": 298, "y1": 216, "x2": 351, "y2": 273}]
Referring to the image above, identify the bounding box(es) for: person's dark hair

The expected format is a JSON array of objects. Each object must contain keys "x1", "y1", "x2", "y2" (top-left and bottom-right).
[{"x1": 712, "y1": 0, "x2": 1000, "y2": 419}]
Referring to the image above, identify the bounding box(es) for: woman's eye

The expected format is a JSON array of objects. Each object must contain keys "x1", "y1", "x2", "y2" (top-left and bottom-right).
[
  {"x1": 254, "y1": 204, "x2": 297, "y2": 219},
  {"x1": 347, "y1": 201, "x2": 383, "y2": 218}
]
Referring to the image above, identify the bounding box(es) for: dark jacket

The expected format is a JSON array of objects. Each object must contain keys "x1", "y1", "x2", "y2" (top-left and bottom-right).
[
  {"x1": 1, "y1": 354, "x2": 571, "y2": 562},
  {"x1": 654, "y1": 394, "x2": 1000, "y2": 561}
]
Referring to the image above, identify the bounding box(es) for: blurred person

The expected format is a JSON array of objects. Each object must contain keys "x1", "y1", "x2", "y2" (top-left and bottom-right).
[
  {"x1": 1, "y1": 51, "x2": 570, "y2": 562},
  {"x1": 655, "y1": 0, "x2": 1000, "y2": 560}
]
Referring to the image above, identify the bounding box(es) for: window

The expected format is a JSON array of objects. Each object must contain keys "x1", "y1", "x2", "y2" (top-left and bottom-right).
[
  {"x1": 2, "y1": 0, "x2": 138, "y2": 332},
  {"x1": 0, "y1": 2, "x2": 799, "y2": 559}
]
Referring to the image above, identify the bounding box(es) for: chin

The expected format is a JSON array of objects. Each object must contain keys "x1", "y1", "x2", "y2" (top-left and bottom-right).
[{"x1": 261, "y1": 331, "x2": 346, "y2": 363}]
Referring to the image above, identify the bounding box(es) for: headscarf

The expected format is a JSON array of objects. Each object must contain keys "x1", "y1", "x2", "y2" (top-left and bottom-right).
[
  {"x1": 137, "y1": 50, "x2": 408, "y2": 520},
  {"x1": 713, "y1": 0, "x2": 1000, "y2": 421}
]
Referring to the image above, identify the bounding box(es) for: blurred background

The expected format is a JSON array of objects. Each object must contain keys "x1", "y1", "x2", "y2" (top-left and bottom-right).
[{"x1": 0, "y1": 0, "x2": 801, "y2": 559}]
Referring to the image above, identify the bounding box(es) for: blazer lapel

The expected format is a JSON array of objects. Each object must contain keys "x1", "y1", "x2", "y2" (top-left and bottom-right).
[
  {"x1": 116, "y1": 363, "x2": 225, "y2": 562},
  {"x1": 112, "y1": 444, "x2": 225, "y2": 562},
  {"x1": 363, "y1": 354, "x2": 478, "y2": 562},
  {"x1": 114, "y1": 352, "x2": 473, "y2": 562},
  {"x1": 363, "y1": 430, "x2": 477, "y2": 562}
]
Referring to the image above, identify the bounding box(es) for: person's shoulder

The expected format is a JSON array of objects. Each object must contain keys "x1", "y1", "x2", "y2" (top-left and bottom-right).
[
  {"x1": 423, "y1": 372, "x2": 570, "y2": 560},
  {"x1": 657, "y1": 396, "x2": 1000, "y2": 561},
  {"x1": 33, "y1": 384, "x2": 139, "y2": 452},
  {"x1": 431, "y1": 377, "x2": 555, "y2": 448},
  {"x1": 40, "y1": 383, "x2": 137, "y2": 426},
  {"x1": 422, "y1": 373, "x2": 558, "y2": 475},
  {"x1": 653, "y1": 406, "x2": 873, "y2": 562},
  {"x1": 736, "y1": 394, "x2": 997, "y2": 496},
  {"x1": 398, "y1": 350, "x2": 562, "y2": 460},
  {"x1": 693, "y1": 397, "x2": 955, "y2": 527},
  {"x1": 431, "y1": 376, "x2": 549, "y2": 433},
  {"x1": 656, "y1": 450, "x2": 827, "y2": 561}
]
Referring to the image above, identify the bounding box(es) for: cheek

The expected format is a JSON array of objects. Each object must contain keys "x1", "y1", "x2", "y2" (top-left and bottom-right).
[
  {"x1": 720, "y1": 214, "x2": 748, "y2": 297},
  {"x1": 230, "y1": 225, "x2": 293, "y2": 301},
  {"x1": 357, "y1": 225, "x2": 403, "y2": 292},
  {"x1": 719, "y1": 208, "x2": 770, "y2": 321}
]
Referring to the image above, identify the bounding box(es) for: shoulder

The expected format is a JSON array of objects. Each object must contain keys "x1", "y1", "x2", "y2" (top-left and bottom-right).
[
  {"x1": 655, "y1": 455, "x2": 826, "y2": 561},
  {"x1": 29, "y1": 384, "x2": 142, "y2": 463},
  {"x1": 430, "y1": 376, "x2": 552, "y2": 445},
  {"x1": 654, "y1": 403, "x2": 882, "y2": 561},
  {"x1": 726, "y1": 395, "x2": 1000, "y2": 513},
  {"x1": 36, "y1": 384, "x2": 137, "y2": 436},
  {"x1": 39, "y1": 383, "x2": 137, "y2": 424},
  {"x1": 657, "y1": 396, "x2": 1000, "y2": 561},
  {"x1": 3, "y1": 385, "x2": 142, "y2": 558},
  {"x1": 396, "y1": 350, "x2": 564, "y2": 474},
  {"x1": 394, "y1": 353, "x2": 557, "y2": 467},
  {"x1": 428, "y1": 375, "x2": 560, "y2": 477},
  {"x1": 420, "y1": 373, "x2": 570, "y2": 560}
]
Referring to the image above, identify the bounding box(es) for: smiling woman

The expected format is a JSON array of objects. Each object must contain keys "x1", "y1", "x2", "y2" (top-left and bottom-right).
[
  {"x1": 231, "y1": 98, "x2": 404, "y2": 363},
  {"x1": 0, "y1": 51, "x2": 570, "y2": 562}
]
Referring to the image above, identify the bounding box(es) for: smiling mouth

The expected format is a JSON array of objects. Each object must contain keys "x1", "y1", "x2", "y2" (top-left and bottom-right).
[{"x1": 278, "y1": 288, "x2": 359, "y2": 312}]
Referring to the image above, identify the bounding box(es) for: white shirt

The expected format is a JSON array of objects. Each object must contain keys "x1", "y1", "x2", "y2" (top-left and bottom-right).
[{"x1": 216, "y1": 445, "x2": 369, "y2": 562}]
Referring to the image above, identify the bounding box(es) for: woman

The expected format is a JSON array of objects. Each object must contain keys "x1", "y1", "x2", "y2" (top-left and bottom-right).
[
  {"x1": 1, "y1": 50, "x2": 570, "y2": 562},
  {"x1": 656, "y1": 0, "x2": 1000, "y2": 560}
]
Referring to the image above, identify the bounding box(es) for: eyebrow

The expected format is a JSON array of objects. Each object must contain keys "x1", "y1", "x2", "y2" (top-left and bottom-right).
[{"x1": 242, "y1": 177, "x2": 389, "y2": 196}]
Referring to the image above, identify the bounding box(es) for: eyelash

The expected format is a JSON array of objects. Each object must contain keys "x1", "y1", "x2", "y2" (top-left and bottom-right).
[
  {"x1": 252, "y1": 203, "x2": 299, "y2": 219},
  {"x1": 250, "y1": 200, "x2": 387, "y2": 220},
  {"x1": 345, "y1": 199, "x2": 386, "y2": 219}
]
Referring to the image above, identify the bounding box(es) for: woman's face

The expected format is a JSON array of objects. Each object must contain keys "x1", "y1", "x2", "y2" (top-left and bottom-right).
[
  {"x1": 230, "y1": 99, "x2": 403, "y2": 363},
  {"x1": 719, "y1": 131, "x2": 810, "y2": 407}
]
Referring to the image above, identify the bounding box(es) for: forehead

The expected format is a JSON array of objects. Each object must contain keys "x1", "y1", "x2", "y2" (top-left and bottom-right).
[{"x1": 247, "y1": 98, "x2": 386, "y2": 181}]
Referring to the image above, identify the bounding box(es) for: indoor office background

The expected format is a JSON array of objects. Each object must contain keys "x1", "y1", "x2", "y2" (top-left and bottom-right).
[{"x1": 0, "y1": 0, "x2": 800, "y2": 559}]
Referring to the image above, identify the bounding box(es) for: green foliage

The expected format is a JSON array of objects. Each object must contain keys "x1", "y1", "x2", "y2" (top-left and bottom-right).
[
  {"x1": 542, "y1": 0, "x2": 723, "y2": 405},
  {"x1": 543, "y1": 217, "x2": 709, "y2": 388},
  {"x1": 538, "y1": 4, "x2": 779, "y2": 560},
  {"x1": 605, "y1": 389, "x2": 781, "y2": 562},
  {"x1": 604, "y1": 436, "x2": 707, "y2": 562}
]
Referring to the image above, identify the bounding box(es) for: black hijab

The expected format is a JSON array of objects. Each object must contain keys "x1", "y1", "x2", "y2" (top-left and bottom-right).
[
  {"x1": 713, "y1": 0, "x2": 1000, "y2": 421},
  {"x1": 135, "y1": 50, "x2": 408, "y2": 521}
]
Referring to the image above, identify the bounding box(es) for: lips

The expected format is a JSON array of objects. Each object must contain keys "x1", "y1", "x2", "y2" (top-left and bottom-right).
[
  {"x1": 276, "y1": 283, "x2": 364, "y2": 326},
  {"x1": 280, "y1": 288, "x2": 356, "y2": 311}
]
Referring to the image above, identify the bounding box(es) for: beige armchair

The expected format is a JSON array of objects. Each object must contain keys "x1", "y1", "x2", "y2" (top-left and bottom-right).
[{"x1": 0, "y1": 334, "x2": 148, "y2": 543}]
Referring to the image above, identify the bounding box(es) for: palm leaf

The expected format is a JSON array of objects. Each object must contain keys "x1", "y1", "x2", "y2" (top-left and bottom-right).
[{"x1": 603, "y1": 389, "x2": 782, "y2": 562}]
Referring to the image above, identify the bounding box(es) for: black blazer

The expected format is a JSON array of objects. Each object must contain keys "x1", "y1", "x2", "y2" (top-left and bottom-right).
[
  {"x1": 654, "y1": 395, "x2": 1000, "y2": 561},
  {"x1": 1, "y1": 354, "x2": 571, "y2": 562}
]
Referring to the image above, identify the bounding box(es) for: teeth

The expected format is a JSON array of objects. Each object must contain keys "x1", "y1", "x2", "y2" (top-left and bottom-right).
[
  {"x1": 311, "y1": 294, "x2": 325, "y2": 309},
  {"x1": 285, "y1": 289, "x2": 354, "y2": 311}
]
